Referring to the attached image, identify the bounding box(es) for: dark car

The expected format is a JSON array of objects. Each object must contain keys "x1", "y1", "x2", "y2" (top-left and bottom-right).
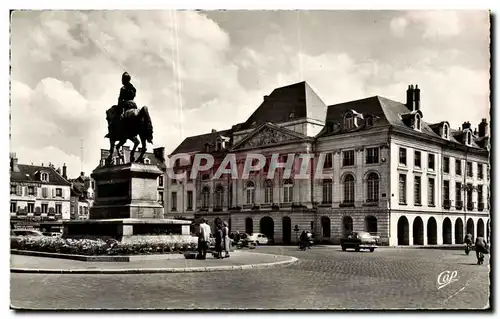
[{"x1": 341, "y1": 231, "x2": 378, "y2": 252}]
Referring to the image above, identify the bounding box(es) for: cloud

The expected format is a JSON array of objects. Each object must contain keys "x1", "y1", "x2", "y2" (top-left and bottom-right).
[{"x1": 390, "y1": 11, "x2": 463, "y2": 39}]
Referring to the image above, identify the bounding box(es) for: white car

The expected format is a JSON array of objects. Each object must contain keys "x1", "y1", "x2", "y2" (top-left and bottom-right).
[{"x1": 247, "y1": 233, "x2": 269, "y2": 245}]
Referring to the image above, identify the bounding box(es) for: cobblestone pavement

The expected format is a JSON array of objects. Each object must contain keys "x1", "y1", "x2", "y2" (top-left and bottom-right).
[
  {"x1": 10, "y1": 246, "x2": 491, "y2": 310},
  {"x1": 10, "y1": 251, "x2": 291, "y2": 270}
]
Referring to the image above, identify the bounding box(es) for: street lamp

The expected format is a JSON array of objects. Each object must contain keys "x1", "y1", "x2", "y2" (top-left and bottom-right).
[{"x1": 294, "y1": 225, "x2": 300, "y2": 243}]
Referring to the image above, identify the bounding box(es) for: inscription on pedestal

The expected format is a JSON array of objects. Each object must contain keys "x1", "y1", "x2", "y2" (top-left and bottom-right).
[{"x1": 97, "y1": 181, "x2": 130, "y2": 198}]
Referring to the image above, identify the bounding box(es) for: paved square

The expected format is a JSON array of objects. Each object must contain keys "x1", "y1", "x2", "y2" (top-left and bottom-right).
[{"x1": 10, "y1": 246, "x2": 490, "y2": 310}]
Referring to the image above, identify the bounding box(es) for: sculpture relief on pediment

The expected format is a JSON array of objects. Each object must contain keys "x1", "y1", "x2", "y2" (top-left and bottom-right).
[{"x1": 245, "y1": 127, "x2": 296, "y2": 148}]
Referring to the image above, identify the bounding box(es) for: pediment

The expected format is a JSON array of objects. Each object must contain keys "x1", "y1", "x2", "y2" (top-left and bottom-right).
[{"x1": 231, "y1": 123, "x2": 310, "y2": 150}]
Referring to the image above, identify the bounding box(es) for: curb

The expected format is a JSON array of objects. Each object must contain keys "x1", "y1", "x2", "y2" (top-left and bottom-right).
[
  {"x1": 10, "y1": 256, "x2": 298, "y2": 274},
  {"x1": 316, "y1": 245, "x2": 465, "y2": 250},
  {"x1": 10, "y1": 249, "x2": 187, "y2": 262}
]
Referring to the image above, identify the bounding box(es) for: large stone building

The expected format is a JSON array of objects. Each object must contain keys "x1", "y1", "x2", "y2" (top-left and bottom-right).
[
  {"x1": 165, "y1": 82, "x2": 490, "y2": 246},
  {"x1": 10, "y1": 153, "x2": 72, "y2": 224}
]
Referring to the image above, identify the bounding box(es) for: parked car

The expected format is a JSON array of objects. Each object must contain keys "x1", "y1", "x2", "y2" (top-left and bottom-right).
[
  {"x1": 341, "y1": 231, "x2": 378, "y2": 252},
  {"x1": 11, "y1": 229, "x2": 44, "y2": 238},
  {"x1": 247, "y1": 233, "x2": 269, "y2": 245}
]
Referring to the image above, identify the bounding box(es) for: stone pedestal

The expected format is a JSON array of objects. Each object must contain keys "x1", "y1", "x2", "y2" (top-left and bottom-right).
[
  {"x1": 90, "y1": 163, "x2": 164, "y2": 219},
  {"x1": 62, "y1": 163, "x2": 193, "y2": 242}
]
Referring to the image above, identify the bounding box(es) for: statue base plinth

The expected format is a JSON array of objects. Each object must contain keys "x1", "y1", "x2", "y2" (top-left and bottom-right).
[{"x1": 89, "y1": 163, "x2": 164, "y2": 219}]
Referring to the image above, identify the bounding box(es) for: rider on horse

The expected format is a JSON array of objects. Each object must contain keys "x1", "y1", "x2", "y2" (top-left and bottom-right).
[{"x1": 105, "y1": 72, "x2": 138, "y2": 139}]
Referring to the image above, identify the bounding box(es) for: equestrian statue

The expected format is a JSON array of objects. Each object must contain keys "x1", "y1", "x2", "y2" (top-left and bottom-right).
[{"x1": 104, "y1": 72, "x2": 154, "y2": 165}]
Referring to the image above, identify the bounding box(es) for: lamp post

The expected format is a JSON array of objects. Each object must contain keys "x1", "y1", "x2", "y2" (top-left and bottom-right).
[{"x1": 294, "y1": 225, "x2": 300, "y2": 243}]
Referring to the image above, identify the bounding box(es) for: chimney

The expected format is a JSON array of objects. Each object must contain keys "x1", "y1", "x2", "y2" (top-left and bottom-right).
[
  {"x1": 62, "y1": 163, "x2": 67, "y2": 179},
  {"x1": 80, "y1": 171, "x2": 85, "y2": 177},
  {"x1": 478, "y1": 118, "x2": 488, "y2": 137},
  {"x1": 153, "y1": 147, "x2": 165, "y2": 163},
  {"x1": 406, "y1": 85, "x2": 415, "y2": 111},
  {"x1": 462, "y1": 121, "x2": 471, "y2": 130},
  {"x1": 414, "y1": 85, "x2": 420, "y2": 111},
  {"x1": 10, "y1": 152, "x2": 20, "y2": 173},
  {"x1": 211, "y1": 129, "x2": 217, "y2": 133},
  {"x1": 264, "y1": 95, "x2": 269, "y2": 101},
  {"x1": 56, "y1": 167, "x2": 61, "y2": 174}
]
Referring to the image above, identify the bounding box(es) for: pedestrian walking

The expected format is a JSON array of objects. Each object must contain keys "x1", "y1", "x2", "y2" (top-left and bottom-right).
[
  {"x1": 222, "y1": 221, "x2": 231, "y2": 258},
  {"x1": 475, "y1": 236, "x2": 488, "y2": 265},
  {"x1": 197, "y1": 218, "x2": 211, "y2": 260},
  {"x1": 214, "y1": 222, "x2": 223, "y2": 259}
]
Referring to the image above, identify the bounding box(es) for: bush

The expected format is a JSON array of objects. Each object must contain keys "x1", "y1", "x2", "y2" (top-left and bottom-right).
[{"x1": 11, "y1": 236, "x2": 198, "y2": 256}]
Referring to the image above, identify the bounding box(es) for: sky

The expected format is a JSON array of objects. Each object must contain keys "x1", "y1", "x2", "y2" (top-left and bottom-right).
[{"x1": 10, "y1": 10, "x2": 490, "y2": 178}]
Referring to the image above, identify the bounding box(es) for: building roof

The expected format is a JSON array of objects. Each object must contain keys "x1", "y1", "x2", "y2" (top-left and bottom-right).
[
  {"x1": 319, "y1": 95, "x2": 487, "y2": 150},
  {"x1": 98, "y1": 146, "x2": 167, "y2": 170},
  {"x1": 238, "y1": 81, "x2": 327, "y2": 131},
  {"x1": 171, "y1": 129, "x2": 232, "y2": 155},
  {"x1": 11, "y1": 164, "x2": 71, "y2": 186}
]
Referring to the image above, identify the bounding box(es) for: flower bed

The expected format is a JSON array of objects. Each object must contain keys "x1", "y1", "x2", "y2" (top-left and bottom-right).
[{"x1": 11, "y1": 236, "x2": 198, "y2": 256}]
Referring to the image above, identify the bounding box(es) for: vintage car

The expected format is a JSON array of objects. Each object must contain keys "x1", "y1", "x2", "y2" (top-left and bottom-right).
[{"x1": 340, "y1": 231, "x2": 378, "y2": 252}]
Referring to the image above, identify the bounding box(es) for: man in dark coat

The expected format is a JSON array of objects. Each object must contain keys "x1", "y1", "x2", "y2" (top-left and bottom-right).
[{"x1": 475, "y1": 236, "x2": 488, "y2": 265}]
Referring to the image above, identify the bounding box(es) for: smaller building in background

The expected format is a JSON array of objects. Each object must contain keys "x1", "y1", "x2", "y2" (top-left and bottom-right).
[
  {"x1": 10, "y1": 153, "x2": 71, "y2": 227},
  {"x1": 68, "y1": 172, "x2": 94, "y2": 220}
]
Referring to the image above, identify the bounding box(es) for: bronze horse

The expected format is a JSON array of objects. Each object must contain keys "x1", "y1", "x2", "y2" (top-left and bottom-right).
[{"x1": 105, "y1": 105, "x2": 154, "y2": 165}]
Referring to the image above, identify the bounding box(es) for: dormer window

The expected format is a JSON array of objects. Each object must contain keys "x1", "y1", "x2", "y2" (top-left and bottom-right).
[
  {"x1": 443, "y1": 123, "x2": 449, "y2": 140},
  {"x1": 344, "y1": 113, "x2": 354, "y2": 130},
  {"x1": 466, "y1": 131, "x2": 472, "y2": 146},
  {"x1": 366, "y1": 117, "x2": 373, "y2": 127},
  {"x1": 41, "y1": 172, "x2": 49, "y2": 182},
  {"x1": 414, "y1": 114, "x2": 422, "y2": 131},
  {"x1": 144, "y1": 158, "x2": 151, "y2": 164},
  {"x1": 216, "y1": 138, "x2": 222, "y2": 151}
]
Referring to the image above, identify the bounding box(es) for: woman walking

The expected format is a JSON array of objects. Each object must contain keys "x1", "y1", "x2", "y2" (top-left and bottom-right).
[
  {"x1": 214, "y1": 222, "x2": 223, "y2": 259},
  {"x1": 223, "y1": 221, "x2": 231, "y2": 258}
]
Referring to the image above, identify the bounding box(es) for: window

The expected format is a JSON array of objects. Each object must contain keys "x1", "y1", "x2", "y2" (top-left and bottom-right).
[
  {"x1": 455, "y1": 182, "x2": 462, "y2": 203},
  {"x1": 478, "y1": 163, "x2": 484, "y2": 179},
  {"x1": 443, "y1": 124, "x2": 449, "y2": 139},
  {"x1": 56, "y1": 188, "x2": 62, "y2": 197},
  {"x1": 10, "y1": 184, "x2": 16, "y2": 194},
  {"x1": 478, "y1": 185, "x2": 483, "y2": 205},
  {"x1": 10, "y1": 201, "x2": 17, "y2": 213},
  {"x1": 399, "y1": 148, "x2": 407, "y2": 165},
  {"x1": 158, "y1": 191, "x2": 164, "y2": 203},
  {"x1": 343, "y1": 174, "x2": 355, "y2": 204},
  {"x1": 144, "y1": 158, "x2": 151, "y2": 164},
  {"x1": 202, "y1": 187, "x2": 210, "y2": 209},
  {"x1": 466, "y1": 131, "x2": 472, "y2": 146},
  {"x1": 228, "y1": 185, "x2": 233, "y2": 208},
  {"x1": 399, "y1": 174, "x2": 407, "y2": 204},
  {"x1": 366, "y1": 117, "x2": 373, "y2": 126},
  {"x1": 366, "y1": 147, "x2": 379, "y2": 164},
  {"x1": 41, "y1": 203, "x2": 48, "y2": 214},
  {"x1": 344, "y1": 113, "x2": 354, "y2": 130},
  {"x1": 283, "y1": 179, "x2": 294, "y2": 203},
  {"x1": 467, "y1": 162, "x2": 473, "y2": 177},
  {"x1": 324, "y1": 153, "x2": 333, "y2": 168},
  {"x1": 215, "y1": 186, "x2": 223, "y2": 208},
  {"x1": 16, "y1": 186, "x2": 22, "y2": 196},
  {"x1": 41, "y1": 172, "x2": 49, "y2": 182},
  {"x1": 443, "y1": 180, "x2": 450, "y2": 201},
  {"x1": 414, "y1": 176, "x2": 421, "y2": 205},
  {"x1": 79, "y1": 206, "x2": 83, "y2": 215},
  {"x1": 366, "y1": 173, "x2": 379, "y2": 202},
  {"x1": 343, "y1": 150, "x2": 355, "y2": 166},
  {"x1": 415, "y1": 114, "x2": 421, "y2": 130},
  {"x1": 28, "y1": 186, "x2": 35, "y2": 196},
  {"x1": 246, "y1": 181, "x2": 256, "y2": 205},
  {"x1": 27, "y1": 203, "x2": 34, "y2": 213},
  {"x1": 322, "y1": 179, "x2": 332, "y2": 204},
  {"x1": 55, "y1": 204, "x2": 62, "y2": 215},
  {"x1": 187, "y1": 191, "x2": 193, "y2": 210},
  {"x1": 42, "y1": 187, "x2": 48, "y2": 198},
  {"x1": 158, "y1": 176, "x2": 163, "y2": 187},
  {"x1": 443, "y1": 157, "x2": 450, "y2": 174},
  {"x1": 264, "y1": 180, "x2": 273, "y2": 204},
  {"x1": 455, "y1": 160, "x2": 462, "y2": 176},
  {"x1": 428, "y1": 178, "x2": 435, "y2": 206},
  {"x1": 414, "y1": 151, "x2": 421, "y2": 168},
  {"x1": 202, "y1": 174, "x2": 210, "y2": 181},
  {"x1": 216, "y1": 139, "x2": 222, "y2": 151},
  {"x1": 171, "y1": 192, "x2": 177, "y2": 211},
  {"x1": 428, "y1": 154, "x2": 435, "y2": 170}
]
